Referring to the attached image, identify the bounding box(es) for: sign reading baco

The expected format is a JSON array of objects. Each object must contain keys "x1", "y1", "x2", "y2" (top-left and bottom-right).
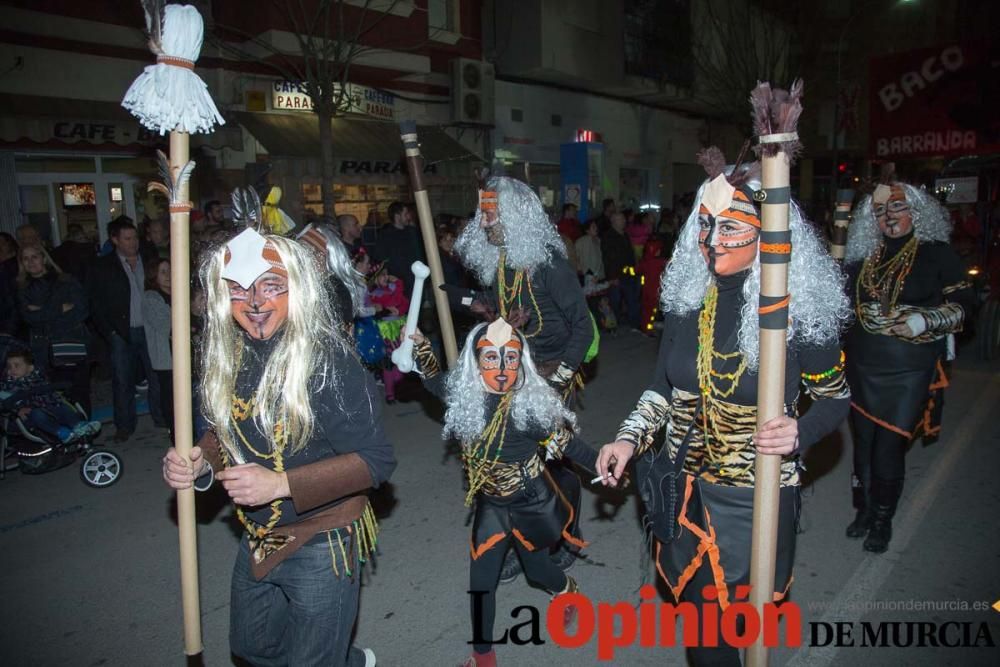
[{"x1": 271, "y1": 81, "x2": 395, "y2": 120}]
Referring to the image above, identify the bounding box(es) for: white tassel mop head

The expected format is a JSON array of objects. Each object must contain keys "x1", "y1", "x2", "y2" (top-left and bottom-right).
[{"x1": 122, "y1": 3, "x2": 224, "y2": 135}]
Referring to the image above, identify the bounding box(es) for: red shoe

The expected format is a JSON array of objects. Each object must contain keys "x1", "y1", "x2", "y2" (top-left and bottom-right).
[
  {"x1": 458, "y1": 649, "x2": 496, "y2": 667},
  {"x1": 555, "y1": 575, "x2": 580, "y2": 633}
]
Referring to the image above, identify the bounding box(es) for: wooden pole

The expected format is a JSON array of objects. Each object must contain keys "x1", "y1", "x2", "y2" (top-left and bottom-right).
[
  {"x1": 168, "y1": 130, "x2": 202, "y2": 656},
  {"x1": 399, "y1": 120, "x2": 459, "y2": 368},
  {"x1": 747, "y1": 151, "x2": 791, "y2": 667},
  {"x1": 829, "y1": 188, "x2": 854, "y2": 260}
]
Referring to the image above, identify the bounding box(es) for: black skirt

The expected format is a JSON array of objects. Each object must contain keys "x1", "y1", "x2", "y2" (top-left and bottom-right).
[
  {"x1": 470, "y1": 469, "x2": 581, "y2": 559},
  {"x1": 656, "y1": 474, "x2": 800, "y2": 609},
  {"x1": 847, "y1": 330, "x2": 943, "y2": 436}
]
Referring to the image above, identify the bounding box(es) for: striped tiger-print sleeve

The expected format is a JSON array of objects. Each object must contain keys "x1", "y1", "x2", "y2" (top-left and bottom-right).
[{"x1": 616, "y1": 390, "x2": 670, "y2": 455}]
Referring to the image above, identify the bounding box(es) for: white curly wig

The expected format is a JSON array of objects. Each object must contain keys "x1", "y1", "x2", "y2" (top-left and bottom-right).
[
  {"x1": 844, "y1": 183, "x2": 953, "y2": 263},
  {"x1": 442, "y1": 323, "x2": 576, "y2": 443},
  {"x1": 454, "y1": 176, "x2": 566, "y2": 285},
  {"x1": 660, "y1": 173, "x2": 851, "y2": 370}
]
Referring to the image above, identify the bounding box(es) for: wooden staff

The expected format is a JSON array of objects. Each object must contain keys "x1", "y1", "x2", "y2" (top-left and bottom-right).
[
  {"x1": 399, "y1": 120, "x2": 459, "y2": 367},
  {"x1": 747, "y1": 80, "x2": 803, "y2": 667},
  {"x1": 830, "y1": 187, "x2": 855, "y2": 260},
  {"x1": 168, "y1": 132, "x2": 201, "y2": 656},
  {"x1": 122, "y1": 3, "x2": 224, "y2": 656}
]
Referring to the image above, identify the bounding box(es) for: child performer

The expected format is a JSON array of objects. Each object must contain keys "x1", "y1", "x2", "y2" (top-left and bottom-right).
[{"x1": 405, "y1": 318, "x2": 597, "y2": 667}]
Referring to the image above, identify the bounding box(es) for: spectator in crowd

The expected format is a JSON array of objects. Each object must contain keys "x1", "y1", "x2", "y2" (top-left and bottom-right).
[
  {"x1": 2, "y1": 348, "x2": 101, "y2": 443},
  {"x1": 556, "y1": 203, "x2": 583, "y2": 242},
  {"x1": 628, "y1": 210, "x2": 654, "y2": 262},
  {"x1": 0, "y1": 233, "x2": 18, "y2": 334},
  {"x1": 594, "y1": 197, "x2": 617, "y2": 235},
  {"x1": 88, "y1": 216, "x2": 162, "y2": 442},
  {"x1": 16, "y1": 223, "x2": 45, "y2": 250},
  {"x1": 574, "y1": 220, "x2": 604, "y2": 282},
  {"x1": 437, "y1": 229, "x2": 467, "y2": 288},
  {"x1": 337, "y1": 213, "x2": 365, "y2": 255},
  {"x1": 51, "y1": 223, "x2": 94, "y2": 285},
  {"x1": 602, "y1": 211, "x2": 640, "y2": 330},
  {"x1": 636, "y1": 238, "x2": 668, "y2": 335},
  {"x1": 203, "y1": 199, "x2": 229, "y2": 232},
  {"x1": 375, "y1": 201, "x2": 424, "y2": 296},
  {"x1": 143, "y1": 257, "x2": 173, "y2": 437},
  {"x1": 143, "y1": 218, "x2": 170, "y2": 260},
  {"x1": 367, "y1": 260, "x2": 408, "y2": 404},
  {"x1": 15, "y1": 243, "x2": 92, "y2": 414}
]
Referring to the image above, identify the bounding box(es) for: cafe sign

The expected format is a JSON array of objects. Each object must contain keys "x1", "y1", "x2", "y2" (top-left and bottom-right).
[{"x1": 271, "y1": 81, "x2": 395, "y2": 120}]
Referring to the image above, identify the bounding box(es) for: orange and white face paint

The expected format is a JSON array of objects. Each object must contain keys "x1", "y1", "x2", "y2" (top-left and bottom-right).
[
  {"x1": 872, "y1": 184, "x2": 913, "y2": 239},
  {"x1": 224, "y1": 237, "x2": 290, "y2": 340},
  {"x1": 698, "y1": 190, "x2": 761, "y2": 276},
  {"x1": 479, "y1": 190, "x2": 504, "y2": 246},
  {"x1": 476, "y1": 318, "x2": 523, "y2": 394}
]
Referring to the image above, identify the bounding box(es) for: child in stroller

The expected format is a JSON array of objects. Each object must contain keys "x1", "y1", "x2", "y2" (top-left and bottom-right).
[{"x1": 1, "y1": 349, "x2": 101, "y2": 444}]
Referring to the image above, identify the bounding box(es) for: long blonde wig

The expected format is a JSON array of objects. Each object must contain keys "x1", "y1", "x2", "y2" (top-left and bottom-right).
[{"x1": 200, "y1": 234, "x2": 346, "y2": 460}]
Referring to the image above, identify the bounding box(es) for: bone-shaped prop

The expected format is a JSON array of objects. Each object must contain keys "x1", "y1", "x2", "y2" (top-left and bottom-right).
[{"x1": 391, "y1": 261, "x2": 431, "y2": 373}]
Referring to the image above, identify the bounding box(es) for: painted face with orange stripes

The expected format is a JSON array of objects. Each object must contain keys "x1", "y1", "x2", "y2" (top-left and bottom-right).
[
  {"x1": 872, "y1": 184, "x2": 913, "y2": 239},
  {"x1": 698, "y1": 213, "x2": 760, "y2": 276}
]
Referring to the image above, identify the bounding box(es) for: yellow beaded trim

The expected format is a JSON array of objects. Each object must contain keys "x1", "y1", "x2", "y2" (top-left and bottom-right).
[
  {"x1": 696, "y1": 283, "x2": 751, "y2": 471},
  {"x1": 496, "y1": 251, "x2": 543, "y2": 338},
  {"x1": 462, "y1": 392, "x2": 514, "y2": 506},
  {"x1": 801, "y1": 351, "x2": 846, "y2": 382},
  {"x1": 228, "y1": 393, "x2": 287, "y2": 539}
]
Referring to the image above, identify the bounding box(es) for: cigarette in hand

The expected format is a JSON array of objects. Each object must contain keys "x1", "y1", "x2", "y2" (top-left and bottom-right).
[{"x1": 590, "y1": 473, "x2": 613, "y2": 484}]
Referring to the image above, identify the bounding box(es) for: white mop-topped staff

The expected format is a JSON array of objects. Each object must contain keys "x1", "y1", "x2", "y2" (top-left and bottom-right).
[
  {"x1": 122, "y1": 1, "x2": 223, "y2": 658},
  {"x1": 392, "y1": 261, "x2": 432, "y2": 373}
]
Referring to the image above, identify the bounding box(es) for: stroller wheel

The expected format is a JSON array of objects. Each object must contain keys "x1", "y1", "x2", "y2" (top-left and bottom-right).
[{"x1": 80, "y1": 449, "x2": 123, "y2": 488}]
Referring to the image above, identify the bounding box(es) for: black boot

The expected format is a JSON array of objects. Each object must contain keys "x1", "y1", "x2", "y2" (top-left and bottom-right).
[
  {"x1": 863, "y1": 479, "x2": 903, "y2": 554},
  {"x1": 845, "y1": 474, "x2": 871, "y2": 538}
]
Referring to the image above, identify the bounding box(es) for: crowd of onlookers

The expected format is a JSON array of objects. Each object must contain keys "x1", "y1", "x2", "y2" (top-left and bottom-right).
[{"x1": 0, "y1": 192, "x2": 688, "y2": 441}]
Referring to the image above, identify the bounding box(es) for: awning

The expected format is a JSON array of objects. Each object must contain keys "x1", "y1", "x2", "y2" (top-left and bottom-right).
[
  {"x1": 0, "y1": 94, "x2": 243, "y2": 152},
  {"x1": 235, "y1": 112, "x2": 481, "y2": 165}
]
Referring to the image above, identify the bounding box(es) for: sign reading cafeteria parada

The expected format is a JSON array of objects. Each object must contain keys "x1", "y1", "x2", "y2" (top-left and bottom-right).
[
  {"x1": 271, "y1": 81, "x2": 396, "y2": 120},
  {"x1": 868, "y1": 42, "x2": 999, "y2": 159}
]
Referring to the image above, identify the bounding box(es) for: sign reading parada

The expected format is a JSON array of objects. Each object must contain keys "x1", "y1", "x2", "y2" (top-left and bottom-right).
[{"x1": 271, "y1": 81, "x2": 395, "y2": 120}]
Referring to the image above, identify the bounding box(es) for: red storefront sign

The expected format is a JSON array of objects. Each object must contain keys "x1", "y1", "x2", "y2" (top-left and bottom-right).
[{"x1": 868, "y1": 42, "x2": 999, "y2": 159}]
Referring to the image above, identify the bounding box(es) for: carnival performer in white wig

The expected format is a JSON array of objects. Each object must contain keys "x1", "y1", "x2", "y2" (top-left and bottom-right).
[
  {"x1": 404, "y1": 318, "x2": 597, "y2": 667},
  {"x1": 298, "y1": 220, "x2": 368, "y2": 326},
  {"x1": 162, "y1": 227, "x2": 395, "y2": 666},
  {"x1": 452, "y1": 175, "x2": 596, "y2": 582},
  {"x1": 843, "y1": 170, "x2": 973, "y2": 554},
  {"x1": 597, "y1": 139, "x2": 852, "y2": 666}
]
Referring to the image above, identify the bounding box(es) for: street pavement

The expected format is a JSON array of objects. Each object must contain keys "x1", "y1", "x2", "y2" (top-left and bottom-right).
[{"x1": 1, "y1": 333, "x2": 998, "y2": 666}]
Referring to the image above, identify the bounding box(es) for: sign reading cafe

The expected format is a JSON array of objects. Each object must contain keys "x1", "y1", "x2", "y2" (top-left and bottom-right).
[{"x1": 271, "y1": 81, "x2": 395, "y2": 120}]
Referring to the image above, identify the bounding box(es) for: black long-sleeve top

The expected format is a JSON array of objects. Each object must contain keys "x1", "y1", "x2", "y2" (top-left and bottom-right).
[
  {"x1": 233, "y1": 333, "x2": 396, "y2": 528},
  {"x1": 640, "y1": 272, "x2": 849, "y2": 453},
  {"x1": 423, "y1": 370, "x2": 598, "y2": 472},
  {"x1": 483, "y1": 254, "x2": 593, "y2": 371}
]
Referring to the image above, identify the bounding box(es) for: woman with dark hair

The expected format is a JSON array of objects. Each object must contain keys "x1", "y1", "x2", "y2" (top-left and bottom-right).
[
  {"x1": 143, "y1": 257, "x2": 173, "y2": 434},
  {"x1": 15, "y1": 243, "x2": 92, "y2": 413}
]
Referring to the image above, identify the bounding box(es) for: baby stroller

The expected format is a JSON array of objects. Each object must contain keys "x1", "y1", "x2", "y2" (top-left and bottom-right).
[{"x1": 1, "y1": 382, "x2": 123, "y2": 488}]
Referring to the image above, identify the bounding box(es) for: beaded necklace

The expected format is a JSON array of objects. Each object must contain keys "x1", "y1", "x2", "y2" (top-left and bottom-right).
[
  {"x1": 496, "y1": 251, "x2": 544, "y2": 338},
  {"x1": 858, "y1": 236, "x2": 918, "y2": 315},
  {"x1": 696, "y1": 283, "x2": 749, "y2": 465},
  {"x1": 462, "y1": 392, "x2": 514, "y2": 506},
  {"x1": 229, "y1": 393, "x2": 287, "y2": 538}
]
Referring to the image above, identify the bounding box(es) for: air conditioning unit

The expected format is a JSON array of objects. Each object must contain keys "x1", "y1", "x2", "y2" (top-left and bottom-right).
[{"x1": 451, "y1": 58, "x2": 495, "y2": 125}]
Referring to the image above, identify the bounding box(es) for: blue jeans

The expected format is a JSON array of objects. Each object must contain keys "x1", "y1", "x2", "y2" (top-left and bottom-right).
[
  {"x1": 230, "y1": 535, "x2": 368, "y2": 667},
  {"x1": 109, "y1": 327, "x2": 162, "y2": 433},
  {"x1": 608, "y1": 276, "x2": 640, "y2": 329},
  {"x1": 26, "y1": 402, "x2": 82, "y2": 438}
]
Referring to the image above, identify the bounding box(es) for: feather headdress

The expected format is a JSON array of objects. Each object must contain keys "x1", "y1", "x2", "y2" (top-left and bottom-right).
[
  {"x1": 231, "y1": 187, "x2": 263, "y2": 231},
  {"x1": 750, "y1": 79, "x2": 804, "y2": 162}
]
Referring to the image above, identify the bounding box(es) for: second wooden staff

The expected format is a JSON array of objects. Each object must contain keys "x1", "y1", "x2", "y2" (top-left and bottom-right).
[{"x1": 398, "y1": 120, "x2": 459, "y2": 368}]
